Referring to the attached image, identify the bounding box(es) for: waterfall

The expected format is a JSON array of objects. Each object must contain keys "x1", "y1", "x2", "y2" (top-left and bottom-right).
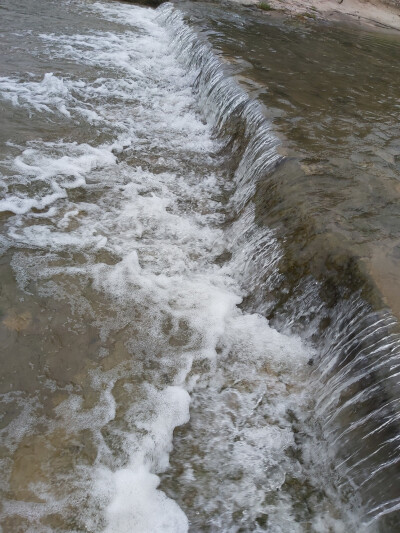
[{"x1": 158, "y1": 4, "x2": 400, "y2": 529}]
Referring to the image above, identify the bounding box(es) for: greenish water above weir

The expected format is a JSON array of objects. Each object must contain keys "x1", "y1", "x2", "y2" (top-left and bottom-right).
[
  {"x1": 188, "y1": 1, "x2": 400, "y2": 319},
  {"x1": 1, "y1": 1, "x2": 400, "y2": 531}
]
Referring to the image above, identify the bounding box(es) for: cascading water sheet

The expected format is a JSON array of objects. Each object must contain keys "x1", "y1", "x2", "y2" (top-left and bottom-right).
[{"x1": 1, "y1": 0, "x2": 398, "y2": 532}]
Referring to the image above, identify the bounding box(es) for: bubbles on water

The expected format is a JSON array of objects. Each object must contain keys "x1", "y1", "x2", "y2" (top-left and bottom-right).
[{"x1": 0, "y1": 73, "x2": 72, "y2": 116}]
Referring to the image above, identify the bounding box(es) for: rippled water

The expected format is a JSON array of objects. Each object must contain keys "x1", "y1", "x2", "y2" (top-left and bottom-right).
[{"x1": 1, "y1": 1, "x2": 399, "y2": 532}]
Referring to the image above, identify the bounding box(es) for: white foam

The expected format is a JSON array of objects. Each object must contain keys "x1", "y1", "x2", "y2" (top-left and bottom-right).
[
  {"x1": 1, "y1": 4, "x2": 228, "y2": 529},
  {"x1": 0, "y1": 142, "x2": 116, "y2": 215},
  {"x1": 103, "y1": 467, "x2": 188, "y2": 533},
  {"x1": 102, "y1": 386, "x2": 190, "y2": 533},
  {"x1": 0, "y1": 73, "x2": 72, "y2": 116}
]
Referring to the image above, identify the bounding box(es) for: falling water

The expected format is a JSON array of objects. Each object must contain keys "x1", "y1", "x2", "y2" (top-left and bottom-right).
[{"x1": 1, "y1": 0, "x2": 400, "y2": 531}]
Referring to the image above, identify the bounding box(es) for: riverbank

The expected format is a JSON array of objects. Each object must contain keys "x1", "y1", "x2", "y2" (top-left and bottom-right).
[{"x1": 233, "y1": 0, "x2": 400, "y2": 33}]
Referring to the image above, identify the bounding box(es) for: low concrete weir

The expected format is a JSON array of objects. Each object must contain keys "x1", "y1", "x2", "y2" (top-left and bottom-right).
[{"x1": 158, "y1": 4, "x2": 400, "y2": 530}]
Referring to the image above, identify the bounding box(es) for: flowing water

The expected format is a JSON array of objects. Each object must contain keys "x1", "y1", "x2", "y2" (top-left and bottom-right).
[{"x1": 0, "y1": 0, "x2": 400, "y2": 531}]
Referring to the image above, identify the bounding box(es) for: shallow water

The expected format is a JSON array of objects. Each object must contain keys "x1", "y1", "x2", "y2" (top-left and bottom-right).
[
  {"x1": 191, "y1": 2, "x2": 400, "y2": 318},
  {"x1": 0, "y1": 0, "x2": 400, "y2": 532}
]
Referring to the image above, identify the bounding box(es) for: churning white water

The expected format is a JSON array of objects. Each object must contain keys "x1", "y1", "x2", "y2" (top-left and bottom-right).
[{"x1": 0, "y1": 1, "x2": 373, "y2": 531}]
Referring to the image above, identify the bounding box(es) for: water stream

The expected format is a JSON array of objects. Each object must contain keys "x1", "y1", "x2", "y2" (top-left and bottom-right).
[{"x1": 1, "y1": 1, "x2": 400, "y2": 531}]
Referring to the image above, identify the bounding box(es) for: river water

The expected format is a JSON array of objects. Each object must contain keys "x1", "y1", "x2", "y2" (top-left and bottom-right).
[{"x1": 0, "y1": 1, "x2": 399, "y2": 532}]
